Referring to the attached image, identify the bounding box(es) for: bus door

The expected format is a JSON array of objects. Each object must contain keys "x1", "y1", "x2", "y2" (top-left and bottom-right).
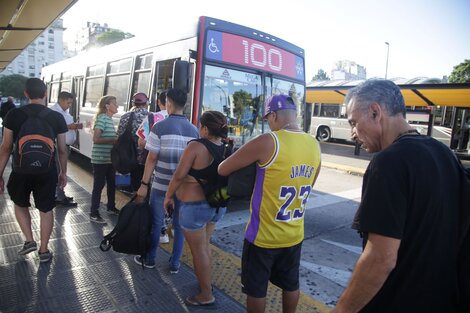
[
  {"x1": 71, "y1": 76, "x2": 83, "y2": 149},
  {"x1": 450, "y1": 108, "x2": 469, "y2": 152}
]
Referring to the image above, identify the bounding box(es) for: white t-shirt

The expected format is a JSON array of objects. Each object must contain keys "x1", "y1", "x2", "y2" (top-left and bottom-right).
[
  {"x1": 136, "y1": 110, "x2": 168, "y2": 141},
  {"x1": 51, "y1": 102, "x2": 76, "y2": 145}
]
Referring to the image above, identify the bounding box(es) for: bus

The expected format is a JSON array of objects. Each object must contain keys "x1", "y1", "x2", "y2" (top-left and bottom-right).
[
  {"x1": 41, "y1": 16, "x2": 307, "y2": 158},
  {"x1": 310, "y1": 103, "x2": 452, "y2": 146}
]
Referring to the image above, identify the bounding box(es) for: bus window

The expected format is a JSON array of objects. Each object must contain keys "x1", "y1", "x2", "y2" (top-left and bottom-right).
[
  {"x1": 106, "y1": 58, "x2": 132, "y2": 110},
  {"x1": 320, "y1": 104, "x2": 340, "y2": 118},
  {"x1": 132, "y1": 72, "x2": 151, "y2": 97},
  {"x1": 106, "y1": 75, "x2": 130, "y2": 111},
  {"x1": 155, "y1": 59, "x2": 176, "y2": 91},
  {"x1": 49, "y1": 82, "x2": 60, "y2": 103},
  {"x1": 313, "y1": 103, "x2": 320, "y2": 116},
  {"x1": 84, "y1": 78, "x2": 104, "y2": 108},
  {"x1": 109, "y1": 58, "x2": 132, "y2": 73},
  {"x1": 135, "y1": 54, "x2": 152, "y2": 70},
  {"x1": 203, "y1": 65, "x2": 261, "y2": 146},
  {"x1": 87, "y1": 64, "x2": 105, "y2": 76},
  {"x1": 61, "y1": 71, "x2": 72, "y2": 93},
  {"x1": 131, "y1": 54, "x2": 153, "y2": 105},
  {"x1": 61, "y1": 80, "x2": 71, "y2": 92}
]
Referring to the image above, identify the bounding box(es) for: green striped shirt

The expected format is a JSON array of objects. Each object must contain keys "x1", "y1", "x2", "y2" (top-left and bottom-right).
[{"x1": 91, "y1": 113, "x2": 116, "y2": 164}]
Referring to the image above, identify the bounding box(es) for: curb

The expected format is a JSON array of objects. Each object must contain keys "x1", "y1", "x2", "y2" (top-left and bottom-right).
[{"x1": 322, "y1": 161, "x2": 366, "y2": 176}]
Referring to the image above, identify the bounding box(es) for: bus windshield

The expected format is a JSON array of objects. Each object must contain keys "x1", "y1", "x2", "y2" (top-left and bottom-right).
[
  {"x1": 202, "y1": 65, "x2": 305, "y2": 146},
  {"x1": 203, "y1": 65, "x2": 261, "y2": 145}
]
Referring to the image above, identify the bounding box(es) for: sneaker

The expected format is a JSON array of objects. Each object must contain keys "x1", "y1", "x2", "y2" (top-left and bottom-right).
[
  {"x1": 90, "y1": 214, "x2": 106, "y2": 224},
  {"x1": 134, "y1": 255, "x2": 156, "y2": 269},
  {"x1": 18, "y1": 241, "x2": 37, "y2": 256},
  {"x1": 64, "y1": 195, "x2": 74, "y2": 201},
  {"x1": 160, "y1": 233, "x2": 169, "y2": 244},
  {"x1": 169, "y1": 264, "x2": 179, "y2": 274},
  {"x1": 107, "y1": 207, "x2": 120, "y2": 215},
  {"x1": 39, "y1": 250, "x2": 53, "y2": 263},
  {"x1": 55, "y1": 198, "x2": 78, "y2": 207}
]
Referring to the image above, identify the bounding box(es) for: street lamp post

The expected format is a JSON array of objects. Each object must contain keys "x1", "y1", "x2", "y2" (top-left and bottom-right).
[{"x1": 385, "y1": 42, "x2": 390, "y2": 79}]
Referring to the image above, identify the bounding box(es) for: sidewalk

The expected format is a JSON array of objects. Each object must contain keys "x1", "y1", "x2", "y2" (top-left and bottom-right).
[
  {"x1": 0, "y1": 155, "x2": 329, "y2": 313},
  {"x1": 0, "y1": 163, "x2": 246, "y2": 313}
]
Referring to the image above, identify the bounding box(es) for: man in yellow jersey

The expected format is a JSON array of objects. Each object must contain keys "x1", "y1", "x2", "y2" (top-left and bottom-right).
[{"x1": 219, "y1": 94, "x2": 321, "y2": 313}]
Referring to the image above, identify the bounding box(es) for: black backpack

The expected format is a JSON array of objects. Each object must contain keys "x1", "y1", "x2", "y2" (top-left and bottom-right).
[
  {"x1": 100, "y1": 196, "x2": 152, "y2": 265},
  {"x1": 227, "y1": 162, "x2": 256, "y2": 199},
  {"x1": 194, "y1": 138, "x2": 233, "y2": 209},
  {"x1": 12, "y1": 107, "x2": 55, "y2": 174},
  {"x1": 111, "y1": 112, "x2": 138, "y2": 174}
]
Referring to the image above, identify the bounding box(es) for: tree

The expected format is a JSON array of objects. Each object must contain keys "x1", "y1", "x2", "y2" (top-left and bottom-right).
[
  {"x1": 312, "y1": 69, "x2": 330, "y2": 81},
  {"x1": 0, "y1": 74, "x2": 28, "y2": 99},
  {"x1": 449, "y1": 59, "x2": 470, "y2": 83},
  {"x1": 232, "y1": 89, "x2": 253, "y2": 118},
  {"x1": 94, "y1": 30, "x2": 134, "y2": 47}
]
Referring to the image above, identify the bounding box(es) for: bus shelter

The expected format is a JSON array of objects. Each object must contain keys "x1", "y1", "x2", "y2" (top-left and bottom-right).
[{"x1": 306, "y1": 82, "x2": 470, "y2": 158}]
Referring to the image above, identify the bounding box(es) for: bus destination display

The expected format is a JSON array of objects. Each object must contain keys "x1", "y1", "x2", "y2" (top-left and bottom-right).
[{"x1": 205, "y1": 30, "x2": 304, "y2": 81}]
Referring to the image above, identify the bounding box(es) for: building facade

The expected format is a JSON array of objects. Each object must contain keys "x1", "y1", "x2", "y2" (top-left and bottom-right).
[
  {"x1": 331, "y1": 60, "x2": 367, "y2": 80},
  {"x1": 1, "y1": 19, "x2": 65, "y2": 78}
]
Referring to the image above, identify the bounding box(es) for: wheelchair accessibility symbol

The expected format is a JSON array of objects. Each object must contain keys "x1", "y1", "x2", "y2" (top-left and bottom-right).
[{"x1": 208, "y1": 38, "x2": 220, "y2": 53}]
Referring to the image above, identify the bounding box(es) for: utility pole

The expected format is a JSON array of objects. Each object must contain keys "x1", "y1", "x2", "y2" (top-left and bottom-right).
[{"x1": 385, "y1": 42, "x2": 390, "y2": 79}]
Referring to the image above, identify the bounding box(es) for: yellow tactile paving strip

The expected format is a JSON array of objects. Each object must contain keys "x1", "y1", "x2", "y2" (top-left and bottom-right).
[{"x1": 68, "y1": 160, "x2": 330, "y2": 313}]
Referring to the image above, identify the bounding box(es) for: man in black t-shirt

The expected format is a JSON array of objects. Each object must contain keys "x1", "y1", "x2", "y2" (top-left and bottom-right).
[
  {"x1": 0, "y1": 78, "x2": 68, "y2": 263},
  {"x1": 332, "y1": 80, "x2": 462, "y2": 313}
]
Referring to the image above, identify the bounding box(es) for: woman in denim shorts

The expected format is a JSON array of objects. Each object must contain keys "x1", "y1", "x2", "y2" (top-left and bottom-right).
[{"x1": 164, "y1": 111, "x2": 228, "y2": 307}]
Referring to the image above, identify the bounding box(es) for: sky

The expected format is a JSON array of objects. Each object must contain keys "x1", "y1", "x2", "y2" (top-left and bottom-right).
[{"x1": 61, "y1": 0, "x2": 470, "y2": 81}]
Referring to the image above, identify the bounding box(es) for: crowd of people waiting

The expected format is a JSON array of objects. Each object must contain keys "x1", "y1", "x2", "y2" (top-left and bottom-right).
[{"x1": 0, "y1": 78, "x2": 467, "y2": 312}]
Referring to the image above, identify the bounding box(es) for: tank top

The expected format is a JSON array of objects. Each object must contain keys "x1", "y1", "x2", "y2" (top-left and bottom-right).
[
  {"x1": 187, "y1": 138, "x2": 225, "y2": 181},
  {"x1": 245, "y1": 129, "x2": 321, "y2": 248}
]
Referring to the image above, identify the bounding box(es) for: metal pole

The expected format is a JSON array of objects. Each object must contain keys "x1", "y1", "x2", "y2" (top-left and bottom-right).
[{"x1": 385, "y1": 42, "x2": 390, "y2": 79}]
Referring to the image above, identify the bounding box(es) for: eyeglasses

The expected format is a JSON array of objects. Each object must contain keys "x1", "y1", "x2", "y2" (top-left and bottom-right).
[{"x1": 263, "y1": 111, "x2": 274, "y2": 121}]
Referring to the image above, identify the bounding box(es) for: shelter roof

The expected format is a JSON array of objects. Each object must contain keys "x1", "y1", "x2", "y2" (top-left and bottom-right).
[
  {"x1": 307, "y1": 80, "x2": 470, "y2": 107},
  {"x1": 0, "y1": 0, "x2": 77, "y2": 71}
]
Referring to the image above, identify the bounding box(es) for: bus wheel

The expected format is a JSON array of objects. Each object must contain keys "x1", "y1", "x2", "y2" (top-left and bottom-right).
[{"x1": 317, "y1": 127, "x2": 331, "y2": 142}]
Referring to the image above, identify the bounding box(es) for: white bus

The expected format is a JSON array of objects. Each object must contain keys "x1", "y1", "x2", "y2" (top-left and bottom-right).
[
  {"x1": 42, "y1": 16, "x2": 307, "y2": 158},
  {"x1": 310, "y1": 103, "x2": 452, "y2": 146}
]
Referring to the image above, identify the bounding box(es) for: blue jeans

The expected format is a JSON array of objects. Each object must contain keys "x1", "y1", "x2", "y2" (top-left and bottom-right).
[
  {"x1": 180, "y1": 200, "x2": 226, "y2": 230},
  {"x1": 148, "y1": 191, "x2": 183, "y2": 269}
]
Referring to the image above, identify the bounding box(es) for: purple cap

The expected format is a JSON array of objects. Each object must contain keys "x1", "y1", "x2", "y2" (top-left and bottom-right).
[
  {"x1": 132, "y1": 92, "x2": 148, "y2": 104},
  {"x1": 263, "y1": 94, "x2": 296, "y2": 118}
]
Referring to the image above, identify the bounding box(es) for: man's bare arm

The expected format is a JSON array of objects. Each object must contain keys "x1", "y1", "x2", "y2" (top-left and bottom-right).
[
  {"x1": 218, "y1": 134, "x2": 274, "y2": 176},
  {"x1": 331, "y1": 233, "x2": 400, "y2": 313},
  {"x1": 136, "y1": 149, "x2": 158, "y2": 198}
]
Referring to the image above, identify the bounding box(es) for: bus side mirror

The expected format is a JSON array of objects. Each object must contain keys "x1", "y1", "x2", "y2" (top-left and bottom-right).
[{"x1": 173, "y1": 60, "x2": 190, "y2": 93}]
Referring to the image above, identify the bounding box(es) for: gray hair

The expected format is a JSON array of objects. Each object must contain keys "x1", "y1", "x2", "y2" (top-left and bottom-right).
[{"x1": 345, "y1": 79, "x2": 406, "y2": 117}]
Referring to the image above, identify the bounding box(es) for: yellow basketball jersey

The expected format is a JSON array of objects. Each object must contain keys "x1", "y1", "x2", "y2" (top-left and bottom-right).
[{"x1": 245, "y1": 129, "x2": 321, "y2": 248}]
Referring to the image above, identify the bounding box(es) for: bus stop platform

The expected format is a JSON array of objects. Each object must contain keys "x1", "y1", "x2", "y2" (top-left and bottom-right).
[{"x1": 0, "y1": 155, "x2": 329, "y2": 313}]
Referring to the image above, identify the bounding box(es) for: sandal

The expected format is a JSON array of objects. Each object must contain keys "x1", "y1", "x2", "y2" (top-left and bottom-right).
[{"x1": 185, "y1": 295, "x2": 216, "y2": 307}]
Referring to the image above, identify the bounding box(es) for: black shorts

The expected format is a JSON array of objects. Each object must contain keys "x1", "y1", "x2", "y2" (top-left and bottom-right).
[
  {"x1": 7, "y1": 170, "x2": 58, "y2": 213},
  {"x1": 241, "y1": 239, "x2": 302, "y2": 298}
]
